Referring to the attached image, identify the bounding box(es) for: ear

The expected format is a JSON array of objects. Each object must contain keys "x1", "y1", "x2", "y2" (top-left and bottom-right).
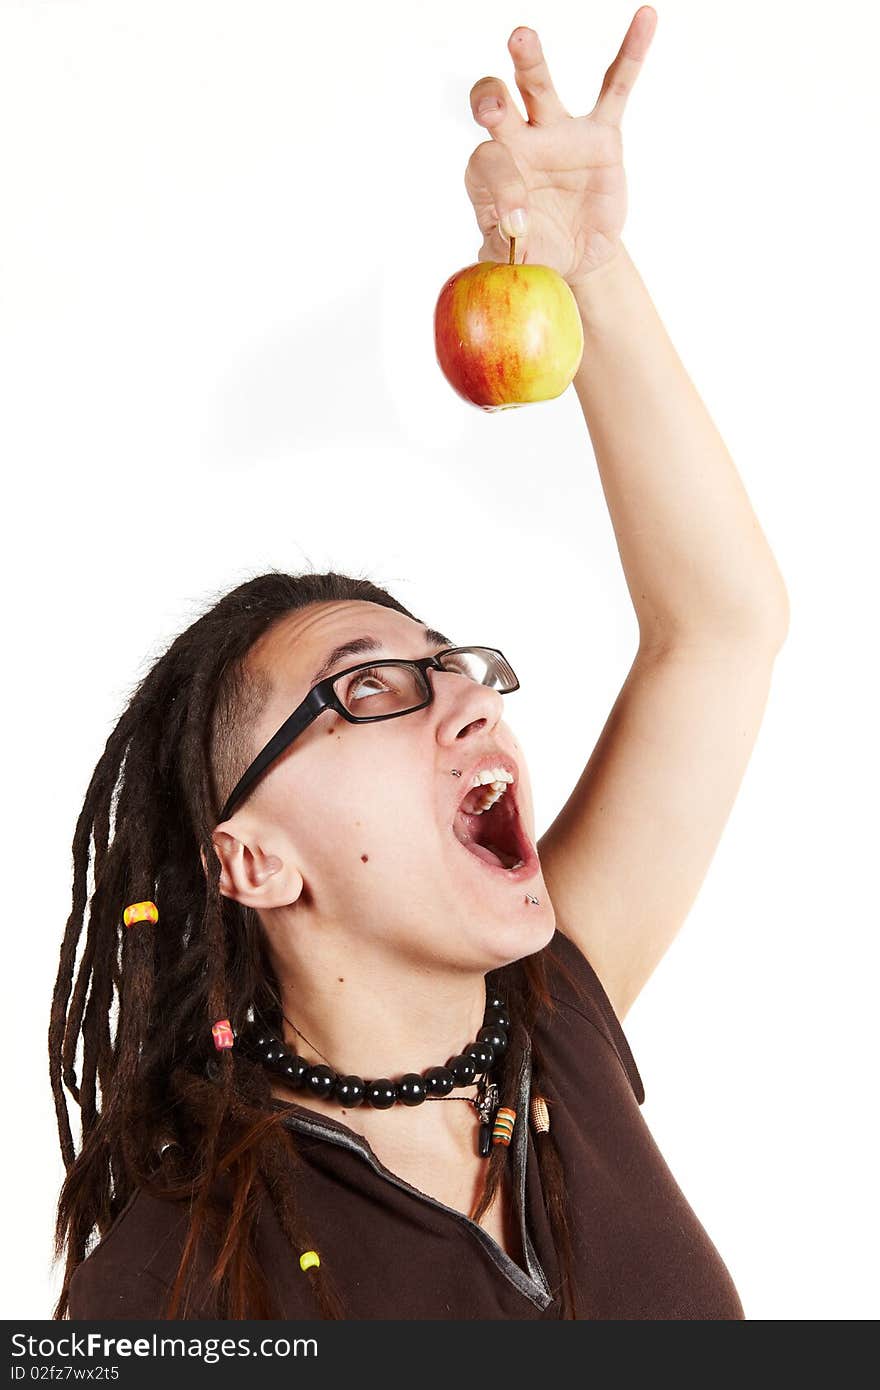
[{"x1": 206, "y1": 824, "x2": 304, "y2": 909}]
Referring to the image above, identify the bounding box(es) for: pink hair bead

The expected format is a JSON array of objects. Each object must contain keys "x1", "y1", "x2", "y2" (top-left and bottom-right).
[{"x1": 212, "y1": 1018, "x2": 234, "y2": 1050}]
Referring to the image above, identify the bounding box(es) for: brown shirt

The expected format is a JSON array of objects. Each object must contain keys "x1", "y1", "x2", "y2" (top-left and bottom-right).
[{"x1": 67, "y1": 929, "x2": 744, "y2": 1320}]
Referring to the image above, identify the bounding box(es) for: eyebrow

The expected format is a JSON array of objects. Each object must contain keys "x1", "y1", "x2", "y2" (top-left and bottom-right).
[{"x1": 309, "y1": 627, "x2": 453, "y2": 687}]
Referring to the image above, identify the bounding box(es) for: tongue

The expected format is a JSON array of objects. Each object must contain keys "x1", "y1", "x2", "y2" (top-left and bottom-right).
[
  {"x1": 466, "y1": 840, "x2": 508, "y2": 868},
  {"x1": 453, "y1": 809, "x2": 522, "y2": 870}
]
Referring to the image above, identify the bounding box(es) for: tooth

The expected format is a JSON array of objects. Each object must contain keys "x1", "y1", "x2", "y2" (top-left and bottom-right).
[
  {"x1": 460, "y1": 769, "x2": 514, "y2": 817},
  {"x1": 470, "y1": 767, "x2": 514, "y2": 789},
  {"x1": 471, "y1": 786, "x2": 508, "y2": 814}
]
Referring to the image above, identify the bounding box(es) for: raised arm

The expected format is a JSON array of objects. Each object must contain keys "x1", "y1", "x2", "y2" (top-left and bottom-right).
[{"x1": 463, "y1": 16, "x2": 789, "y2": 1016}]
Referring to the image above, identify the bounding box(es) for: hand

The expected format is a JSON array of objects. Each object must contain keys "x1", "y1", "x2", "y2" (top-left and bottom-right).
[{"x1": 463, "y1": 12, "x2": 657, "y2": 289}]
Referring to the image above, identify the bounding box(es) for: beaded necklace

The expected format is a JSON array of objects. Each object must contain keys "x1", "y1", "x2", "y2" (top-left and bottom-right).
[{"x1": 237, "y1": 993, "x2": 512, "y2": 1158}]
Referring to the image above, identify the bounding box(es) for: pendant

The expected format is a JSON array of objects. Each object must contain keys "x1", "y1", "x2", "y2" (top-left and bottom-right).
[
  {"x1": 475, "y1": 1078, "x2": 500, "y2": 1158},
  {"x1": 478, "y1": 1121, "x2": 492, "y2": 1159}
]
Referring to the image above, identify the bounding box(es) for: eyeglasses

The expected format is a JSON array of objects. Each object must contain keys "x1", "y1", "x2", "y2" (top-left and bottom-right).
[{"x1": 216, "y1": 645, "x2": 519, "y2": 824}]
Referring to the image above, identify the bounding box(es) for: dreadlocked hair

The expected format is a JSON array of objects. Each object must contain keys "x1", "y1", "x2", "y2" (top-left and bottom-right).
[{"x1": 48, "y1": 567, "x2": 588, "y2": 1319}]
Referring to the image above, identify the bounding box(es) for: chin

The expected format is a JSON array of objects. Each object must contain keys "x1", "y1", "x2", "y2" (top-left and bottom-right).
[{"x1": 476, "y1": 902, "x2": 557, "y2": 972}]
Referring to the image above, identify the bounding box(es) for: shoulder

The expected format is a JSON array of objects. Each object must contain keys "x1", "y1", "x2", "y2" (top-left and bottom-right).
[
  {"x1": 68, "y1": 1187, "x2": 216, "y2": 1320},
  {"x1": 535, "y1": 926, "x2": 645, "y2": 1104}
]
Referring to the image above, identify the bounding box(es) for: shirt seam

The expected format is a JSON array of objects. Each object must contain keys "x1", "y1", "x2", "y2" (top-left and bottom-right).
[
  {"x1": 132, "y1": 1265, "x2": 172, "y2": 1293},
  {"x1": 80, "y1": 1187, "x2": 142, "y2": 1263},
  {"x1": 548, "y1": 990, "x2": 642, "y2": 1100}
]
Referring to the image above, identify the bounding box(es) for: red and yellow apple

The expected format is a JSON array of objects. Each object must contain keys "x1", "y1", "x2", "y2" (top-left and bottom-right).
[{"x1": 434, "y1": 247, "x2": 584, "y2": 411}]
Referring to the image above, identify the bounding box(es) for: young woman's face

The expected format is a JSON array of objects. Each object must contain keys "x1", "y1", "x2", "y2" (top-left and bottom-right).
[{"x1": 222, "y1": 599, "x2": 555, "y2": 971}]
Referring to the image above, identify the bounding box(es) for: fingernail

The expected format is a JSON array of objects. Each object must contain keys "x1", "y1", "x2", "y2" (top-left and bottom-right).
[
  {"x1": 477, "y1": 97, "x2": 502, "y2": 116},
  {"x1": 501, "y1": 208, "x2": 528, "y2": 237}
]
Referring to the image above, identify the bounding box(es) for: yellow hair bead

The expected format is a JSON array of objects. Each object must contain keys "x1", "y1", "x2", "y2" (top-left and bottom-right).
[
  {"x1": 299, "y1": 1250, "x2": 320, "y2": 1272},
  {"x1": 492, "y1": 1106, "x2": 517, "y2": 1147},
  {"x1": 123, "y1": 901, "x2": 159, "y2": 928}
]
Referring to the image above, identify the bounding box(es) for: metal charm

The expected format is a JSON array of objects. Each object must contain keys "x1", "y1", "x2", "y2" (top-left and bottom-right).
[
  {"x1": 475, "y1": 1076, "x2": 500, "y2": 1158},
  {"x1": 475, "y1": 1079, "x2": 499, "y2": 1127}
]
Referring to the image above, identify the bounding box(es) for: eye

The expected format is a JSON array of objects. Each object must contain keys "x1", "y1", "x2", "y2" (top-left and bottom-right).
[
  {"x1": 438, "y1": 653, "x2": 475, "y2": 679},
  {"x1": 346, "y1": 667, "x2": 394, "y2": 702}
]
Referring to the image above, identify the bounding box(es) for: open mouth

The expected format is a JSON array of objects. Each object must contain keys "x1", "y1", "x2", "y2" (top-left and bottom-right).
[{"x1": 452, "y1": 782, "x2": 537, "y2": 880}]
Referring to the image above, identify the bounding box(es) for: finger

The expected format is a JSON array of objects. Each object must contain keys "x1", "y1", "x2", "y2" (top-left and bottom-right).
[
  {"x1": 508, "y1": 26, "x2": 569, "y2": 126},
  {"x1": 464, "y1": 140, "x2": 530, "y2": 242},
  {"x1": 591, "y1": 5, "x2": 657, "y2": 127},
  {"x1": 469, "y1": 76, "x2": 527, "y2": 141}
]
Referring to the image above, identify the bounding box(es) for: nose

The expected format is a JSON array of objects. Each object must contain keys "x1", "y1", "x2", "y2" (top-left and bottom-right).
[{"x1": 430, "y1": 668, "x2": 505, "y2": 746}]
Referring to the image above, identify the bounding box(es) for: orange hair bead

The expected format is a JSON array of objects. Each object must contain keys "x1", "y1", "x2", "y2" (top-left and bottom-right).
[{"x1": 492, "y1": 1106, "x2": 517, "y2": 1147}]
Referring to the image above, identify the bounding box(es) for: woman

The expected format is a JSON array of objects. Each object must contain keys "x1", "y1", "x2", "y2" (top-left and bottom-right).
[{"x1": 51, "y1": 13, "x2": 789, "y2": 1320}]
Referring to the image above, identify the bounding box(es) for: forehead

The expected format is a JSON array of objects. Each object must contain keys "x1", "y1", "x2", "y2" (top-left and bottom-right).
[{"x1": 248, "y1": 600, "x2": 447, "y2": 701}]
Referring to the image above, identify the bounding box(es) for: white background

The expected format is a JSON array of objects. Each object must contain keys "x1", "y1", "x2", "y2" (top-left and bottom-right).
[{"x1": 1, "y1": 0, "x2": 877, "y2": 1321}]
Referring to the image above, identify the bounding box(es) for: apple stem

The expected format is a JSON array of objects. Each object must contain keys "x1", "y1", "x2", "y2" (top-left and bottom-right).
[{"x1": 508, "y1": 235, "x2": 516, "y2": 266}]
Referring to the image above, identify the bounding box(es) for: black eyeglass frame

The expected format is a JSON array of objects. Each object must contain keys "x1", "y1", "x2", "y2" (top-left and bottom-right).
[{"x1": 217, "y1": 645, "x2": 520, "y2": 824}]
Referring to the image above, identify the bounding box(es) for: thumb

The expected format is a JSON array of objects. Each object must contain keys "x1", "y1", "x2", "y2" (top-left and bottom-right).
[
  {"x1": 464, "y1": 139, "x2": 529, "y2": 242},
  {"x1": 498, "y1": 207, "x2": 529, "y2": 241}
]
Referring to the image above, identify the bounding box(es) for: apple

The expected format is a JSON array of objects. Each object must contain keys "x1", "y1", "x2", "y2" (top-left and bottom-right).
[{"x1": 434, "y1": 238, "x2": 584, "y2": 410}]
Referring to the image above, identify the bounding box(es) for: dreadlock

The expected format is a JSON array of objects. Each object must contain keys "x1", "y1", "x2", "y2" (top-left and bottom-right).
[{"x1": 49, "y1": 568, "x2": 587, "y2": 1319}]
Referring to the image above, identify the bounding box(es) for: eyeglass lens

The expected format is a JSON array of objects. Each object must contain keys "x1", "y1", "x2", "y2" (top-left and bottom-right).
[{"x1": 332, "y1": 648, "x2": 516, "y2": 719}]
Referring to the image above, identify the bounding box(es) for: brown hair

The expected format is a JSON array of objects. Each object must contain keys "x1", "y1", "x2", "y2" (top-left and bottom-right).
[{"x1": 49, "y1": 568, "x2": 587, "y2": 1319}]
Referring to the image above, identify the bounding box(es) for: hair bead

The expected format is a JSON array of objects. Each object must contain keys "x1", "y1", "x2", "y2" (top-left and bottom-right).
[
  {"x1": 123, "y1": 900, "x2": 159, "y2": 928},
  {"x1": 530, "y1": 1095, "x2": 551, "y2": 1135},
  {"x1": 492, "y1": 1106, "x2": 517, "y2": 1147},
  {"x1": 212, "y1": 1018, "x2": 234, "y2": 1050},
  {"x1": 299, "y1": 1250, "x2": 320, "y2": 1272}
]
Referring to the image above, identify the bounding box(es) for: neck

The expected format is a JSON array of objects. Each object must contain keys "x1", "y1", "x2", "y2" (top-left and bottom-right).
[
  {"x1": 261, "y1": 926, "x2": 502, "y2": 1145},
  {"x1": 274, "y1": 953, "x2": 489, "y2": 1083}
]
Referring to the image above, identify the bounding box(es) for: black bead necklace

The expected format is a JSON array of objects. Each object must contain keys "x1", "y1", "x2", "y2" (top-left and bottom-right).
[{"x1": 237, "y1": 994, "x2": 511, "y2": 1158}]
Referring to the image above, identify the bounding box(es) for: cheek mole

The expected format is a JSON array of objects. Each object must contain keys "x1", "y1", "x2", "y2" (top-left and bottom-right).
[{"x1": 360, "y1": 854, "x2": 369, "y2": 863}]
